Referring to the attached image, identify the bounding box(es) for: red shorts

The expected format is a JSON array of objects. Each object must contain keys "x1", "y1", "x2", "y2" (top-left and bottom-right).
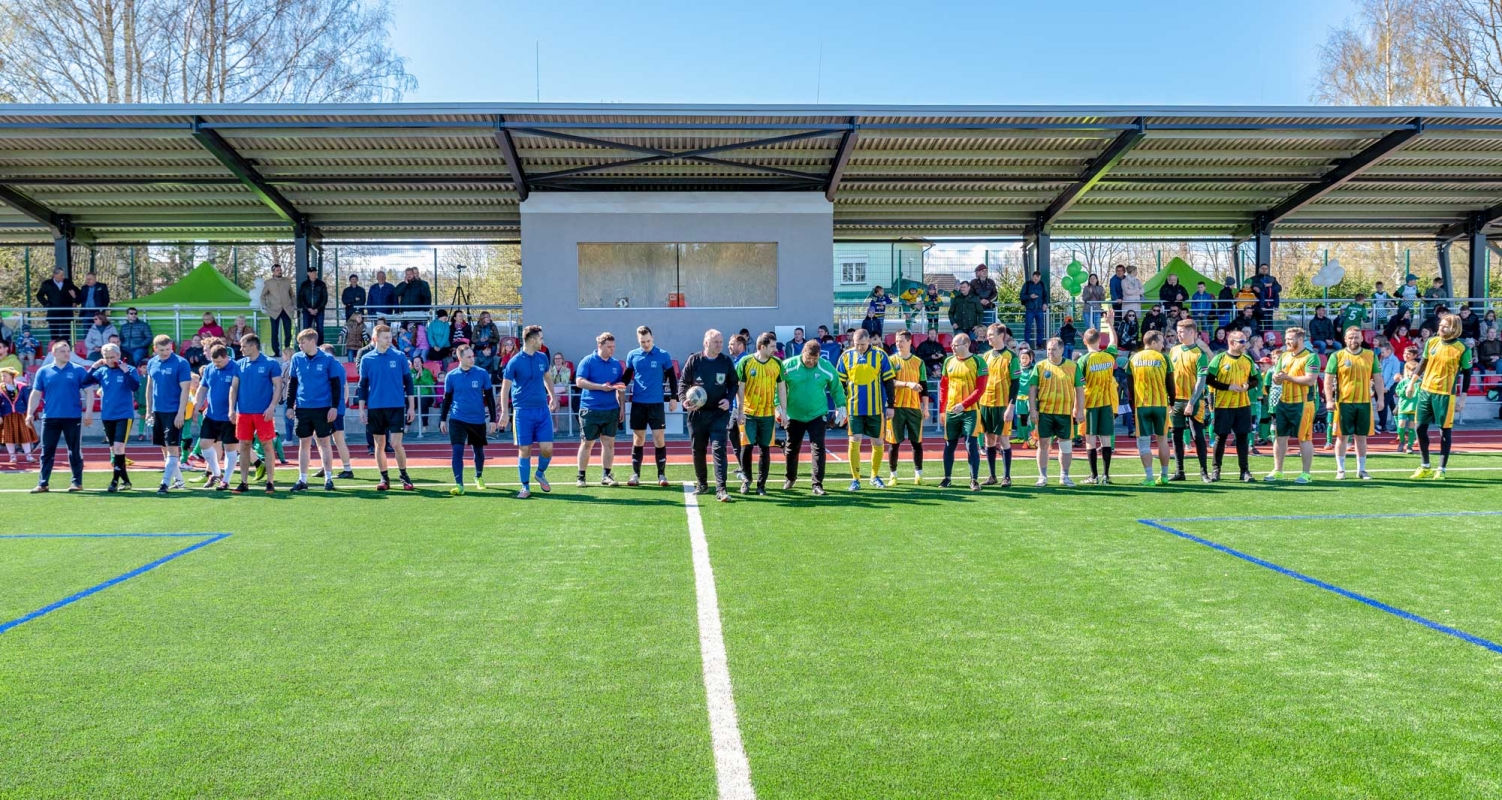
[{"x1": 235, "y1": 413, "x2": 277, "y2": 443}]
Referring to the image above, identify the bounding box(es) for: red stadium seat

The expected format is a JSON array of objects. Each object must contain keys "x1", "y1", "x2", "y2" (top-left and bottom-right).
[
  {"x1": 937, "y1": 333, "x2": 954, "y2": 350},
  {"x1": 883, "y1": 333, "x2": 896, "y2": 347},
  {"x1": 424, "y1": 361, "x2": 443, "y2": 377},
  {"x1": 1363, "y1": 330, "x2": 1378, "y2": 347},
  {"x1": 911, "y1": 333, "x2": 928, "y2": 346},
  {"x1": 343, "y1": 361, "x2": 358, "y2": 380}
]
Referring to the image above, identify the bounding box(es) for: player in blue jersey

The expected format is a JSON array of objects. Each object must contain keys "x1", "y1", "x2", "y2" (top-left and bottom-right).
[
  {"x1": 358, "y1": 324, "x2": 417, "y2": 491},
  {"x1": 26, "y1": 340, "x2": 97, "y2": 492},
  {"x1": 623, "y1": 325, "x2": 679, "y2": 487},
  {"x1": 193, "y1": 343, "x2": 240, "y2": 491},
  {"x1": 285, "y1": 328, "x2": 343, "y2": 492},
  {"x1": 317, "y1": 344, "x2": 355, "y2": 481},
  {"x1": 500, "y1": 325, "x2": 559, "y2": 499},
  {"x1": 90, "y1": 342, "x2": 140, "y2": 492},
  {"x1": 574, "y1": 331, "x2": 627, "y2": 487},
  {"x1": 440, "y1": 343, "x2": 498, "y2": 495},
  {"x1": 145, "y1": 334, "x2": 194, "y2": 495},
  {"x1": 230, "y1": 333, "x2": 284, "y2": 493}
]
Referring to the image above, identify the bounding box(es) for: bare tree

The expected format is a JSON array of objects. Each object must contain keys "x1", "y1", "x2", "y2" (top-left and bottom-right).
[
  {"x1": 1314, "y1": 0, "x2": 1458, "y2": 105},
  {"x1": 0, "y1": 0, "x2": 415, "y2": 103},
  {"x1": 1418, "y1": 0, "x2": 1502, "y2": 106}
]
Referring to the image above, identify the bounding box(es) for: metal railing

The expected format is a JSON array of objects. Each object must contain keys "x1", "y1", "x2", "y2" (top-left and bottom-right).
[{"x1": 0, "y1": 305, "x2": 264, "y2": 352}]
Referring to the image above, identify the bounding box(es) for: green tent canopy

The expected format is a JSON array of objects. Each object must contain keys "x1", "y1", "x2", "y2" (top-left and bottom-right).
[
  {"x1": 112, "y1": 262, "x2": 256, "y2": 342},
  {"x1": 1141, "y1": 257, "x2": 1223, "y2": 299}
]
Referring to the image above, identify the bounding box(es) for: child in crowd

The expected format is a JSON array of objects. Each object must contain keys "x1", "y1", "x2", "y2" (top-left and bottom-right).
[
  {"x1": 1012, "y1": 345, "x2": 1037, "y2": 448},
  {"x1": 1393, "y1": 357, "x2": 1422, "y2": 454},
  {"x1": 0, "y1": 367, "x2": 37, "y2": 464},
  {"x1": 343, "y1": 313, "x2": 368, "y2": 361},
  {"x1": 15, "y1": 323, "x2": 39, "y2": 367}
]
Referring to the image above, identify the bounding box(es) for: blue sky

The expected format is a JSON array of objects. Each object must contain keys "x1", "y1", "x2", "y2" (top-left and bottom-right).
[{"x1": 390, "y1": 0, "x2": 1359, "y2": 106}]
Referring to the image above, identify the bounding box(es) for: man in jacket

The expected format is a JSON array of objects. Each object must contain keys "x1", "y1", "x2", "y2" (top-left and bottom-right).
[
  {"x1": 260, "y1": 263, "x2": 297, "y2": 355},
  {"x1": 1251, "y1": 264, "x2": 1281, "y2": 326},
  {"x1": 394, "y1": 268, "x2": 433, "y2": 312},
  {"x1": 116, "y1": 307, "x2": 153, "y2": 365},
  {"x1": 1109, "y1": 264, "x2": 1126, "y2": 313},
  {"x1": 78, "y1": 272, "x2": 111, "y2": 319},
  {"x1": 36, "y1": 268, "x2": 80, "y2": 345},
  {"x1": 340, "y1": 274, "x2": 366, "y2": 320},
  {"x1": 1308, "y1": 305, "x2": 1338, "y2": 355},
  {"x1": 298, "y1": 266, "x2": 330, "y2": 345},
  {"x1": 1217, "y1": 278, "x2": 1238, "y2": 326},
  {"x1": 947, "y1": 281, "x2": 984, "y2": 336},
  {"x1": 1020, "y1": 270, "x2": 1048, "y2": 348},
  {"x1": 970, "y1": 264, "x2": 999, "y2": 324},
  {"x1": 83, "y1": 312, "x2": 118, "y2": 360},
  {"x1": 367, "y1": 270, "x2": 396, "y2": 316}
]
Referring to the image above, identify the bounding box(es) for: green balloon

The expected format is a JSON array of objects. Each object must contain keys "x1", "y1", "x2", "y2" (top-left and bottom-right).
[
  {"x1": 1061, "y1": 277, "x2": 1082, "y2": 296},
  {"x1": 1066, "y1": 260, "x2": 1086, "y2": 280}
]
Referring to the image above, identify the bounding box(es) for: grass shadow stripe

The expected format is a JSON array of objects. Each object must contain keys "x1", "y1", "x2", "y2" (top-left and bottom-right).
[{"x1": 1139, "y1": 518, "x2": 1502, "y2": 657}]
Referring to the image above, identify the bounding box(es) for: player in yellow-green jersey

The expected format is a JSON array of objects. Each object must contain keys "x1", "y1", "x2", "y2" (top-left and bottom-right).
[
  {"x1": 1169, "y1": 317, "x2": 1213, "y2": 482},
  {"x1": 1324, "y1": 325, "x2": 1383, "y2": 480},
  {"x1": 1130, "y1": 330, "x2": 1176, "y2": 486},
  {"x1": 884, "y1": 329, "x2": 930, "y2": 485},
  {"x1": 1412, "y1": 313, "x2": 1473, "y2": 479},
  {"x1": 938, "y1": 333, "x2": 989, "y2": 491},
  {"x1": 1076, "y1": 306, "x2": 1119, "y2": 484},
  {"x1": 734, "y1": 332, "x2": 787, "y2": 495},
  {"x1": 1265, "y1": 327, "x2": 1320, "y2": 484},
  {"x1": 980, "y1": 323, "x2": 1021, "y2": 486},
  {"x1": 1029, "y1": 336, "x2": 1086, "y2": 487},
  {"x1": 1200, "y1": 329, "x2": 1260, "y2": 483}
]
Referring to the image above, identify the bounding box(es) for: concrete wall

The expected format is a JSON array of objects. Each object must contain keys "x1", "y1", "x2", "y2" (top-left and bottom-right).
[{"x1": 520, "y1": 192, "x2": 833, "y2": 364}]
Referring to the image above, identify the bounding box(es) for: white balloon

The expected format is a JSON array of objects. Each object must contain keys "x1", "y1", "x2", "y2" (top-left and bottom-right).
[
  {"x1": 1311, "y1": 258, "x2": 1346, "y2": 288},
  {"x1": 249, "y1": 277, "x2": 266, "y2": 310}
]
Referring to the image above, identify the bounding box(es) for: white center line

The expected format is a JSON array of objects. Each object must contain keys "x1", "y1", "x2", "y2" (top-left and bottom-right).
[{"x1": 681, "y1": 483, "x2": 756, "y2": 800}]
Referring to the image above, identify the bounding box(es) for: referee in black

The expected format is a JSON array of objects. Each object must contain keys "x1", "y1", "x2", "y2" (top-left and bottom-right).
[{"x1": 679, "y1": 328, "x2": 738, "y2": 502}]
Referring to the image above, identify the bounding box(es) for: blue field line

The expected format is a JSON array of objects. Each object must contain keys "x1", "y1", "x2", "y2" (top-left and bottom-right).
[
  {"x1": 0, "y1": 532, "x2": 230, "y2": 636},
  {"x1": 1153, "y1": 510, "x2": 1502, "y2": 524},
  {"x1": 1139, "y1": 519, "x2": 1502, "y2": 656}
]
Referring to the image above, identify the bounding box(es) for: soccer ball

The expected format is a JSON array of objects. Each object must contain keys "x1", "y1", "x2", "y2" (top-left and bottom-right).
[{"x1": 684, "y1": 385, "x2": 708, "y2": 411}]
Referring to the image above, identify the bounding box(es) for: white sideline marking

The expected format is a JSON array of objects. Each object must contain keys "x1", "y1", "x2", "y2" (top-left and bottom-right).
[{"x1": 681, "y1": 483, "x2": 756, "y2": 800}]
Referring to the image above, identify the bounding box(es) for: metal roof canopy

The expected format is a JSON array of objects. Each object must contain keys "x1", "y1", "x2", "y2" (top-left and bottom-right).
[{"x1": 1, "y1": 102, "x2": 1501, "y2": 247}]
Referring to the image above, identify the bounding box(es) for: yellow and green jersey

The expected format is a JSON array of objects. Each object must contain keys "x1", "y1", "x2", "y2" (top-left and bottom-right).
[
  {"x1": 1325, "y1": 347, "x2": 1375, "y2": 404},
  {"x1": 940, "y1": 354, "x2": 988, "y2": 411},
  {"x1": 980, "y1": 348, "x2": 1019, "y2": 408},
  {"x1": 1034, "y1": 358, "x2": 1083, "y2": 415},
  {"x1": 1204, "y1": 352, "x2": 1257, "y2": 409},
  {"x1": 836, "y1": 348, "x2": 896, "y2": 416},
  {"x1": 1077, "y1": 345, "x2": 1119, "y2": 409},
  {"x1": 1130, "y1": 349, "x2": 1172, "y2": 409},
  {"x1": 1274, "y1": 347, "x2": 1320, "y2": 405},
  {"x1": 889, "y1": 353, "x2": 928, "y2": 410},
  {"x1": 734, "y1": 355, "x2": 784, "y2": 417},
  {"x1": 1169, "y1": 343, "x2": 1209, "y2": 402},
  {"x1": 1420, "y1": 337, "x2": 1473, "y2": 396}
]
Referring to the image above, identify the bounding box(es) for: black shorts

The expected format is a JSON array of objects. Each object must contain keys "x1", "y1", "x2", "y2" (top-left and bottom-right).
[
  {"x1": 449, "y1": 419, "x2": 489, "y2": 447},
  {"x1": 332, "y1": 415, "x2": 346, "y2": 433},
  {"x1": 102, "y1": 419, "x2": 132, "y2": 445},
  {"x1": 199, "y1": 417, "x2": 239, "y2": 445},
  {"x1": 151, "y1": 419, "x2": 183, "y2": 447},
  {"x1": 1213, "y1": 405, "x2": 1253, "y2": 437},
  {"x1": 367, "y1": 407, "x2": 405, "y2": 436},
  {"x1": 629, "y1": 402, "x2": 666, "y2": 431},
  {"x1": 581, "y1": 408, "x2": 621, "y2": 440},
  {"x1": 295, "y1": 407, "x2": 334, "y2": 439}
]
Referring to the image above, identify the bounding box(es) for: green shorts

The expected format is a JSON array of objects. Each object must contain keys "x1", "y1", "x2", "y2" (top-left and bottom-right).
[
  {"x1": 1038, "y1": 412, "x2": 1074, "y2": 440},
  {"x1": 1273, "y1": 401, "x2": 1315, "y2": 442},
  {"x1": 1335, "y1": 402, "x2": 1373, "y2": 437},
  {"x1": 1084, "y1": 405, "x2": 1115, "y2": 436},
  {"x1": 979, "y1": 405, "x2": 1011, "y2": 438},
  {"x1": 741, "y1": 414, "x2": 776, "y2": 448},
  {"x1": 849, "y1": 413, "x2": 884, "y2": 439},
  {"x1": 1135, "y1": 406, "x2": 1168, "y2": 437},
  {"x1": 885, "y1": 407, "x2": 924, "y2": 444},
  {"x1": 1415, "y1": 390, "x2": 1455, "y2": 428},
  {"x1": 1396, "y1": 410, "x2": 1416, "y2": 422},
  {"x1": 944, "y1": 409, "x2": 978, "y2": 440}
]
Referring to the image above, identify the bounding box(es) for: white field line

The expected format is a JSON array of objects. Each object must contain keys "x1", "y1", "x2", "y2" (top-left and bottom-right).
[{"x1": 681, "y1": 483, "x2": 756, "y2": 800}]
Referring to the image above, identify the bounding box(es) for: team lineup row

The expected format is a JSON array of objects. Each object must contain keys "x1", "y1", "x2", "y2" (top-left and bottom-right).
[{"x1": 15, "y1": 309, "x2": 1472, "y2": 501}]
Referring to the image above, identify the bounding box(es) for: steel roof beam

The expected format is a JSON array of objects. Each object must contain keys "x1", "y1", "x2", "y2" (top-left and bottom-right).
[
  {"x1": 1032, "y1": 117, "x2": 1146, "y2": 232},
  {"x1": 825, "y1": 119, "x2": 859, "y2": 201},
  {"x1": 1437, "y1": 205, "x2": 1502, "y2": 242},
  {"x1": 189, "y1": 117, "x2": 305, "y2": 226},
  {"x1": 492, "y1": 115, "x2": 530, "y2": 201},
  {"x1": 518, "y1": 127, "x2": 834, "y2": 184}
]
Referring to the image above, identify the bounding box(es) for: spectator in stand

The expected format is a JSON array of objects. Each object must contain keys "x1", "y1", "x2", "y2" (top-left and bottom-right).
[
  {"x1": 1421, "y1": 304, "x2": 1448, "y2": 338},
  {"x1": 1477, "y1": 328, "x2": 1502, "y2": 374},
  {"x1": 1378, "y1": 340, "x2": 1402, "y2": 433},
  {"x1": 395, "y1": 267, "x2": 433, "y2": 312},
  {"x1": 1424, "y1": 277, "x2": 1448, "y2": 312},
  {"x1": 397, "y1": 322, "x2": 417, "y2": 360},
  {"x1": 0, "y1": 320, "x2": 10, "y2": 351},
  {"x1": 77, "y1": 271, "x2": 111, "y2": 321},
  {"x1": 1458, "y1": 304, "x2": 1481, "y2": 344},
  {"x1": 861, "y1": 305, "x2": 883, "y2": 338},
  {"x1": 0, "y1": 366, "x2": 37, "y2": 465},
  {"x1": 1057, "y1": 317, "x2": 1077, "y2": 359},
  {"x1": 1482, "y1": 309, "x2": 1499, "y2": 339},
  {"x1": 1234, "y1": 304, "x2": 1261, "y2": 337},
  {"x1": 1387, "y1": 324, "x2": 1413, "y2": 363},
  {"x1": 922, "y1": 285, "x2": 943, "y2": 333},
  {"x1": 182, "y1": 335, "x2": 207, "y2": 371},
  {"x1": 411, "y1": 355, "x2": 437, "y2": 429},
  {"x1": 547, "y1": 352, "x2": 573, "y2": 420},
  {"x1": 1140, "y1": 304, "x2": 1168, "y2": 337},
  {"x1": 1020, "y1": 271, "x2": 1048, "y2": 346},
  {"x1": 1397, "y1": 274, "x2": 1421, "y2": 316},
  {"x1": 197, "y1": 311, "x2": 225, "y2": 340},
  {"x1": 914, "y1": 331, "x2": 947, "y2": 379},
  {"x1": 260, "y1": 263, "x2": 296, "y2": 356},
  {"x1": 1158, "y1": 273, "x2": 1189, "y2": 313},
  {"x1": 36, "y1": 268, "x2": 80, "y2": 345},
  {"x1": 499, "y1": 336, "x2": 518, "y2": 372},
  {"x1": 1116, "y1": 310, "x2": 1141, "y2": 350},
  {"x1": 297, "y1": 266, "x2": 329, "y2": 345},
  {"x1": 340, "y1": 274, "x2": 365, "y2": 321},
  {"x1": 226, "y1": 316, "x2": 253, "y2": 357},
  {"x1": 1120, "y1": 265, "x2": 1144, "y2": 316},
  {"x1": 473, "y1": 311, "x2": 502, "y2": 376},
  {"x1": 1210, "y1": 327, "x2": 1229, "y2": 352},
  {"x1": 1371, "y1": 282, "x2": 1393, "y2": 325},
  {"x1": 866, "y1": 286, "x2": 894, "y2": 337},
  {"x1": 1217, "y1": 277, "x2": 1239, "y2": 325},
  {"x1": 786, "y1": 327, "x2": 808, "y2": 356},
  {"x1": 342, "y1": 313, "x2": 368, "y2": 362},
  {"x1": 1081, "y1": 274, "x2": 1106, "y2": 331},
  {"x1": 1190, "y1": 282, "x2": 1215, "y2": 329},
  {"x1": 949, "y1": 281, "x2": 984, "y2": 336},
  {"x1": 366, "y1": 270, "x2": 396, "y2": 316},
  {"x1": 83, "y1": 312, "x2": 117, "y2": 360},
  {"x1": 1109, "y1": 264, "x2": 1126, "y2": 313},
  {"x1": 1384, "y1": 309, "x2": 1414, "y2": 341},
  {"x1": 427, "y1": 309, "x2": 453, "y2": 364},
  {"x1": 1308, "y1": 305, "x2": 1337, "y2": 354},
  {"x1": 1251, "y1": 263, "x2": 1281, "y2": 325},
  {"x1": 1338, "y1": 294, "x2": 1369, "y2": 333},
  {"x1": 970, "y1": 265, "x2": 998, "y2": 323},
  {"x1": 14, "y1": 322, "x2": 39, "y2": 368},
  {"x1": 0, "y1": 341, "x2": 21, "y2": 377},
  {"x1": 970, "y1": 324, "x2": 992, "y2": 354},
  {"x1": 450, "y1": 310, "x2": 473, "y2": 347},
  {"x1": 819, "y1": 334, "x2": 843, "y2": 367}
]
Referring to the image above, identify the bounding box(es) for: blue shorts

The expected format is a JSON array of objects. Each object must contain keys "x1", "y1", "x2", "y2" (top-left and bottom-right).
[{"x1": 513, "y1": 406, "x2": 553, "y2": 446}]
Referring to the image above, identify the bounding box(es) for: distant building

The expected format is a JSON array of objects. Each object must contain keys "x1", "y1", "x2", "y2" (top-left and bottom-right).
[
  {"x1": 925, "y1": 273, "x2": 957, "y2": 293},
  {"x1": 833, "y1": 241, "x2": 929, "y2": 301}
]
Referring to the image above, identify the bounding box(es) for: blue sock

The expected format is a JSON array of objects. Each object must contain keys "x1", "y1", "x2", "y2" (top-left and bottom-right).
[
  {"x1": 537, "y1": 455, "x2": 551, "y2": 477},
  {"x1": 519, "y1": 456, "x2": 532, "y2": 487},
  {"x1": 451, "y1": 444, "x2": 464, "y2": 486},
  {"x1": 473, "y1": 445, "x2": 485, "y2": 477}
]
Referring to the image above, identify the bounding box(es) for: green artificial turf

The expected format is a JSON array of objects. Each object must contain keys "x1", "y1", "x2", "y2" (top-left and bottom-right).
[{"x1": 2, "y1": 452, "x2": 1502, "y2": 798}]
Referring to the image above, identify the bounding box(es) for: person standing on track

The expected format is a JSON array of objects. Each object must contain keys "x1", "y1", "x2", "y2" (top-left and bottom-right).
[
  {"x1": 441, "y1": 344, "x2": 497, "y2": 495},
  {"x1": 1200, "y1": 330, "x2": 1260, "y2": 483},
  {"x1": 1029, "y1": 337, "x2": 1085, "y2": 487},
  {"x1": 623, "y1": 325, "x2": 678, "y2": 488},
  {"x1": 885, "y1": 329, "x2": 930, "y2": 485},
  {"x1": 835, "y1": 328, "x2": 896, "y2": 491},
  {"x1": 781, "y1": 340, "x2": 845, "y2": 496},
  {"x1": 1077, "y1": 307, "x2": 1119, "y2": 485},
  {"x1": 91, "y1": 343, "x2": 140, "y2": 492},
  {"x1": 1325, "y1": 325, "x2": 1383, "y2": 480},
  {"x1": 26, "y1": 341, "x2": 96, "y2": 492},
  {"x1": 1264, "y1": 327, "x2": 1319, "y2": 485},
  {"x1": 1411, "y1": 313, "x2": 1472, "y2": 480},
  {"x1": 358, "y1": 324, "x2": 417, "y2": 491},
  {"x1": 285, "y1": 329, "x2": 342, "y2": 492},
  {"x1": 193, "y1": 344, "x2": 240, "y2": 491},
  {"x1": 574, "y1": 332, "x2": 627, "y2": 488},
  {"x1": 734, "y1": 332, "x2": 787, "y2": 496},
  {"x1": 1168, "y1": 318, "x2": 1212, "y2": 483},
  {"x1": 144, "y1": 334, "x2": 193, "y2": 495},
  {"x1": 230, "y1": 334, "x2": 283, "y2": 494},
  {"x1": 938, "y1": 333, "x2": 989, "y2": 491},
  {"x1": 979, "y1": 323, "x2": 1020, "y2": 487},
  {"x1": 680, "y1": 329, "x2": 738, "y2": 502},
  {"x1": 499, "y1": 325, "x2": 558, "y2": 499},
  {"x1": 1129, "y1": 331, "x2": 1175, "y2": 486}
]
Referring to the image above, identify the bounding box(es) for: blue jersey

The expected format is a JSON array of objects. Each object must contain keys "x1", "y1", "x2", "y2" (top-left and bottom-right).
[
  {"x1": 146, "y1": 353, "x2": 193, "y2": 413},
  {"x1": 819, "y1": 340, "x2": 843, "y2": 365},
  {"x1": 503, "y1": 349, "x2": 551, "y2": 409},
  {"x1": 33, "y1": 361, "x2": 96, "y2": 420},
  {"x1": 625, "y1": 346, "x2": 673, "y2": 404},
  {"x1": 358, "y1": 346, "x2": 413, "y2": 409},
  {"x1": 198, "y1": 361, "x2": 240, "y2": 422},
  {"x1": 289, "y1": 350, "x2": 342, "y2": 409},
  {"x1": 90, "y1": 364, "x2": 140, "y2": 422},
  {"x1": 234, "y1": 354, "x2": 282, "y2": 415},
  {"x1": 576, "y1": 352, "x2": 625, "y2": 411},
  {"x1": 444, "y1": 366, "x2": 493, "y2": 425}
]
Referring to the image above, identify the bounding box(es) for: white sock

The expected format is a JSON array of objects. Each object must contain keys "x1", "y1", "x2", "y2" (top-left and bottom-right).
[
  {"x1": 206, "y1": 450, "x2": 221, "y2": 478},
  {"x1": 1357, "y1": 454, "x2": 1366, "y2": 471},
  {"x1": 162, "y1": 456, "x2": 178, "y2": 485},
  {"x1": 299, "y1": 471, "x2": 308, "y2": 482},
  {"x1": 1335, "y1": 451, "x2": 1346, "y2": 470},
  {"x1": 1145, "y1": 464, "x2": 1154, "y2": 479},
  {"x1": 225, "y1": 451, "x2": 239, "y2": 478}
]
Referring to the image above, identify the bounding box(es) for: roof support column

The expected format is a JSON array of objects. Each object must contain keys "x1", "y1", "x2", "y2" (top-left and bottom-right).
[
  {"x1": 1025, "y1": 227, "x2": 1052, "y2": 305},
  {"x1": 1231, "y1": 241, "x2": 1243, "y2": 287},
  {"x1": 53, "y1": 226, "x2": 74, "y2": 280},
  {"x1": 293, "y1": 219, "x2": 320, "y2": 295},
  {"x1": 1466, "y1": 213, "x2": 1489, "y2": 300},
  {"x1": 1252, "y1": 215, "x2": 1272, "y2": 274},
  {"x1": 1437, "y1": 239, "x2": 1453, "y2": 298}
]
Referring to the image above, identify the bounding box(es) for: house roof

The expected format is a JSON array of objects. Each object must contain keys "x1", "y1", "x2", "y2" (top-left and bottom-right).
[{"x1": 0, "y1": 103, "x2": 1499, "y2": 243}]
